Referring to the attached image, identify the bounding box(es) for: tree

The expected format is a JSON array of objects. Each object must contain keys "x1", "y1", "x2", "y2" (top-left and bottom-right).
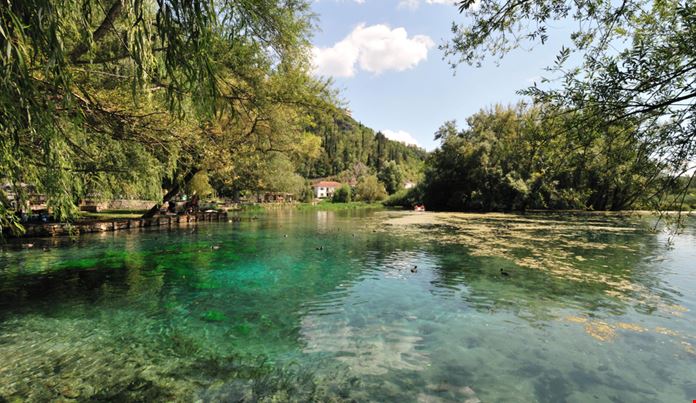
[
  {"x1": 355, "y1": 175, "x2": 387, "y2": 203},
  {"x1": 378, "y1": 161, "x2": 404, "y2": 194},
  {"x1": 422, "y1": 104, "x2": 663, "y2": 211},
  {"x1": 301, "y1": 110, "x2": 427, "y2": 180},
  {"x1": 185, "y1": 172, "x2": 214, "y2": 199},
  {"x1": 0, "y1": 191, "x2": 24, "y2": 237},
  {"x1": 444, "y1": 0, "x2": 696, "y2": 208},
  {"x1": 332, "y1": 185, "x2": 352, "y2": 203},
  {"x1": 0, "y1": 0, "x2": 330, "y2": 224}
]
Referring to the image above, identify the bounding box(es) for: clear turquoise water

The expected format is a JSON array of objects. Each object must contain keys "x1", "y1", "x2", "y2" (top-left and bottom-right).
[{"x1": 1, "y1": 210, "x2": 695, "y2": 402}]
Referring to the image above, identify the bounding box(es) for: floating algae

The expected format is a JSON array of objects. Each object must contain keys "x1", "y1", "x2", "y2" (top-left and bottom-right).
[{"x1": 376, "y1": 211, "x2": 680, "y2": 316}]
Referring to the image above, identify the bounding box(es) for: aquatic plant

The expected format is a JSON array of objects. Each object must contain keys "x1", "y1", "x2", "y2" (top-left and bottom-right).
[{"x1": 201, "y1": 310, "x2": 227, "y2": 322}]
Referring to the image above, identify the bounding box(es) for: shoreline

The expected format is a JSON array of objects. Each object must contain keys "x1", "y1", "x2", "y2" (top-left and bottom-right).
[
  {"x1": 6, "y1": 206, "x2": 693, "y2": 240},
  {"x1": 10, "y1": 211, "x2": 229, "y2": 239}
]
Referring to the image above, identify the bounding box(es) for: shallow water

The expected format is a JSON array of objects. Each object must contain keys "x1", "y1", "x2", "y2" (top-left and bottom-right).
[{"x1": 1, "y1": 210, "x2": 695, "y2": 402}]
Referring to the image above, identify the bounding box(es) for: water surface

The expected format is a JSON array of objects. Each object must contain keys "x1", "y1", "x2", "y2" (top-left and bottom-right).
[{"x1": 1, "y1": 210, "x2": 695, "y2": 402}]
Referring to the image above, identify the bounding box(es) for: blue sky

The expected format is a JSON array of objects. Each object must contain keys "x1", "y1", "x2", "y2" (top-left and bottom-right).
[{"x1": 309, "y1": 0, "x2": 573, "y2": 150}]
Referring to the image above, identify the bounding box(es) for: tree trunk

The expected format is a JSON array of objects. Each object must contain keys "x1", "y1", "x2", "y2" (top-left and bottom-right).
[
  {"x1": 69, "y1": 0, "x2": 123, "y2": 62},
  {"x1": 142, "y1": 169, "x2": 201, "y2": 219}
]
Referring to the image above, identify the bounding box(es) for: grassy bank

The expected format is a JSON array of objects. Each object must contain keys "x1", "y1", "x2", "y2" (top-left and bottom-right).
[
  {"x1": 77, "y1": 210, "x2": 149, "y2": 221},
  {"x1": 232, "y1": 201, "x2": 384, "y2": 213},
  {"x1": 296, "y1": 201, "x2": 384, "y2": 211}
]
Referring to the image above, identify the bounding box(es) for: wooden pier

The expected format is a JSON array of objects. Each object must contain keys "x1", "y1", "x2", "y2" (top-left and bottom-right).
[{"x1": 20, "y1": 211, "x2": 230, "y2": 237}]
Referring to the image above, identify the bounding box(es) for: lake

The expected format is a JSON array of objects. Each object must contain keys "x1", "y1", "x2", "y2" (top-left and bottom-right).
[{"x1": 1, "y1": 210, "x2": 695, "y2": 402}]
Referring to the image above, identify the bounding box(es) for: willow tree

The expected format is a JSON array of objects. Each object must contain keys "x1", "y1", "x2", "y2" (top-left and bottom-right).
[
  {"x1": 445, "y1": 0, "x2": 696, "y2": 209},
  {"x1": 1, "y1": 0, "x2": 329, "y2": 231}
]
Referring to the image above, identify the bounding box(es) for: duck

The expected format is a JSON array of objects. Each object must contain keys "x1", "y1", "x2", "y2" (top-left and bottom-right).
[
  {"x1": 500, "y1": 268, "x2": 510, "y2": 277},
  {"x1": 283, "y1": 234, "x2": 288, "y2": 238},
  {"x1": 316, "y1": 246, "x2": 324, "y2": 251},
  {"x1": 211, "y1": 245, "x2": 221, "y2": 250},
  {"x1": 411, "y1": 265, "x2": 418, "y2": 273}
]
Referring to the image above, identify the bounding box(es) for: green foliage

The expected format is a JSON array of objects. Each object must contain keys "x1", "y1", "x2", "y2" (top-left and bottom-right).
[
  {"x1": 299, "y1": 111, "x2": 427, "y2": 180},
  {"x1": 422, "y1": 104, "x2": 664, "y2": 211},
  {"x1": 0, "y1": 191, "x2": 24, "y2": 237},
  {"x1": 0, "y1": 0, "x2": 330, "y2": 224},
  {"x1": 332, "y1": 185, "x2": 352, "y2": 203},
  {"x1": 296, "y1": 201, "x2": 382, "y2": 211},
  {"x1": 444, "y1": 0, "x2": 696, "y2": 210},
  {"x1": 355, "y1": 175, "x2": 387, "y2": 203},
  {"x1": 378, "y1": 161, "x2": 404, "y2": 194},
  {"x1": 186, "y1": 172, "x2": 214, "y2": 198},
  {"x1": 383, "y1": 187, "x2": 423, "y2": 209},
  {"x1": 300, "y1": 182, "x2": 314, "y2": 203}
]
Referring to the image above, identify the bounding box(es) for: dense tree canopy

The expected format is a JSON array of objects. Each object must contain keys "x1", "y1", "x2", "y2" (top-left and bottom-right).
[
  {"x1": 377, "y1": 160, "x2": 404, "y2": 195},
  {"x1": 298, "y1": 111, "x2": 427, "y2": 181},
  {"x1": 420, "y1": 104, "x2": 665, "y2": 211},
  {"x1": 445, "y1": 0, "x2": 696, "y2": 207},
  {"x1": 0, "y1": 0, "x2": 331, "y2": 231}
]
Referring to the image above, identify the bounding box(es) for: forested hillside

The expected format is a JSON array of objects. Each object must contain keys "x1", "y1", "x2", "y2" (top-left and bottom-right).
[{"x1": 297, "y1": 111, "x2": 427, "y2": 181}]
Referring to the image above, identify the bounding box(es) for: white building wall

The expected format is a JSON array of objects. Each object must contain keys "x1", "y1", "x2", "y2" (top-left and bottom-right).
[
  {"x1": 314, "y1": 187, "x2": 327, "y2": 198},
  {"x1": 313, "y1": 186, "x2": 337, "y2": 199}
]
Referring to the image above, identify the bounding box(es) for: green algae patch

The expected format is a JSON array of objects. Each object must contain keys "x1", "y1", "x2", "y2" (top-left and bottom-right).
[
  {"x1": 55, "y1": 257, "x2": 101, "y2": 270},
  {"x1": 201, "y1": 310, "x2": 227, "y2": 322},
  {"x1": 374, "y1": 210, "x2": 679, "y2": 314}
]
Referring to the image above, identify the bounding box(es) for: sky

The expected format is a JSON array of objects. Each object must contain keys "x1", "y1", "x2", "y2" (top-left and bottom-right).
[{"x1": 309, "y1": 0, "x2": 573, "y2": 151}]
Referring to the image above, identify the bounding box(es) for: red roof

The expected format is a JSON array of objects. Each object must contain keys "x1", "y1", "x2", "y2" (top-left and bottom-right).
[{"x1": 313, "y1": 181, "x2": 342, "y2": 188}]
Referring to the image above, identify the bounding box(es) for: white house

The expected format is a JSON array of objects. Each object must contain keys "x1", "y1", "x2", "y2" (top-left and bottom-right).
[{"x1": 312, "y1": 181, "x2": 342, "y2": 199}]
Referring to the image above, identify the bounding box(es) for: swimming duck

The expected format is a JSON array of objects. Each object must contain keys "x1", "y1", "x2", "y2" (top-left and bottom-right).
[
  {"x1": 316, "y1": 246, "x2": 324, "y2": 251},
  {"x1": 411, "y1": 265, "x2": 418, "y2": 273},
  {"x1": 211, "y1": 245, "x2": 220, "y2": 250},
  {"x1": 500, "y1": 268, "x2": 510, "y2": 277}
]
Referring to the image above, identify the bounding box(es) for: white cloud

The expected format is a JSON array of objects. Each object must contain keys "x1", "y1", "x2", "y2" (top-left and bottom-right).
[
  {"x1": 398, "y1": 0, "x2": 456, "y2": 10},
  {"x1": 311, "y1": 40, "x2": 359, "y2": 77},
  {"x1": 398, "y1": 0, "x2": 479, "y2": 10},
  {"x1": 382, "y1": 129, "x2": 420, "y2": 146},
  {"x1": 311, "y1": 24, "x2": 434, "y2": 77},
  {"x1": 315, "y1": 0, "x2": 364, "y2": 3}
]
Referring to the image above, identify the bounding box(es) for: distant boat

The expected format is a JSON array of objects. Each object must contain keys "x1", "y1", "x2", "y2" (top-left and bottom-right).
[{"x1": 414, "y1": 204, "x2": 425, "y2": 212}]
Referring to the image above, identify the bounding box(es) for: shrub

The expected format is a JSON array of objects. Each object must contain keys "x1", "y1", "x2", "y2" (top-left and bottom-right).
[
  {"x1": 383, "y1": 187, "x2": 423, "y2": 208},
  {"x1": 355, "y1": 175, "x2": 387, "y2": 203},
  {"x1": 332, "y1": 185, "x2": 352, "y2": 203}
]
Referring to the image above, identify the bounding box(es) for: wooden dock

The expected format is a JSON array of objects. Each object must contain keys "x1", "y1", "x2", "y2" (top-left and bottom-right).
[{"x1": 21, "y1": 211, "x2": 230, "y2": 237}]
